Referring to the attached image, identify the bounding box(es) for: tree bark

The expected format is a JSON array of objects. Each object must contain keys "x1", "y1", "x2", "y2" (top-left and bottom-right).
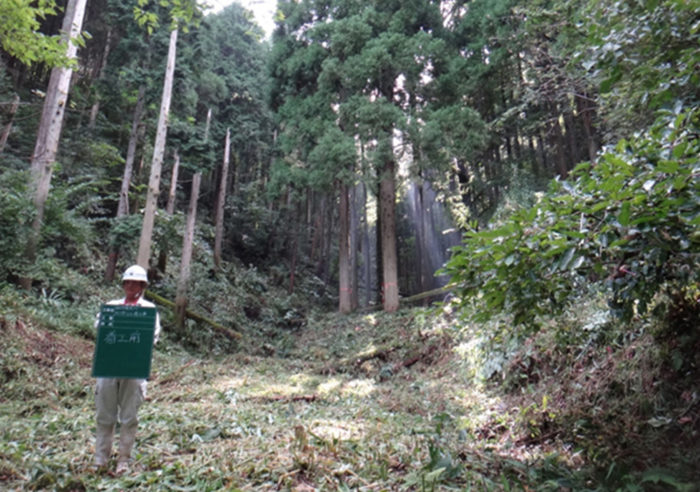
[
  {"x1": 551, "y1": 115, "x2": 569, "y2": 178},
  {"x1": 0, "y1": 94, "x2": 20, "y2": 153},
  {"x1": 379, "y1": 155, "x2": 399, "y2": 312},
  {"x1": 21, "y1": 0, "x2": 87, "y2": 289},
  {"x1": 321, "y1": 194, "x2": 333, "y2": 284},
  {"x1": 310, "y1": 193, "x2": 323, "y2": 264},
  {"x1": 165, "y1": 151, "x2": 180, "y2": 215},
  {"x1": 360, "y1": 181, "x2": 372, "y2": 307},
  {"x1": 156, "y1": 150, "x2": 180, "y2": 273},
  {"x1": 175, "y1": 172, "x2": 201, "y2": 332},
  {"x1": 578, "y1": 93, "x2": 599, "y2": 162},
  {"x1": 105, "y1": 84, "x2": 147, "y2": 282},
  {"x1": 137, "y1": 27, "x2": 178, "y2": 268},
  {"x1": 349, "y1": 183, "x2": 359, "y2": 310},
  {"x1": 214, "y1": 128, "x2": 230, "y2": 269},
  {"x1": 288, "y1": 200, "x2": 302, "y2": 294},
  {"x1": 415, "y1": 180, "x2": 428, "y2": 295},
  {"x1": 88, "y1": 27, "x2": 112, "y2": 130},
  {"x1": 338, "y1": 182, "x2": 351, "y2": 313}
]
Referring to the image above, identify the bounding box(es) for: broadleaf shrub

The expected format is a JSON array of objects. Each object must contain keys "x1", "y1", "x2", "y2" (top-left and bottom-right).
[{"x1": 443, "y1": 106, "x2": 699, "y2": 334}]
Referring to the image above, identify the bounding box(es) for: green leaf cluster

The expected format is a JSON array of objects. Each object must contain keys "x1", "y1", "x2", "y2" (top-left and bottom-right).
[
  {"x1": 443, "y1": 105, "x2": 699, "y2": 331},
  {"x1": 577, "y1": 0, "x2": 700, "y2": 138},
  {"x1": 0, "y1": 0, "x2": 72, "y2": 67}
]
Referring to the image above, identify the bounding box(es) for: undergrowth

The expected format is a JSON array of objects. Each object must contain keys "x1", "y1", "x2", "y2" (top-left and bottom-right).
[{"x1": 1, "y1": 276, "x2": 698, "y2": 491}]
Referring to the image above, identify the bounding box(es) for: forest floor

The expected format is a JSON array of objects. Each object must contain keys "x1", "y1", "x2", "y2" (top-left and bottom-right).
[{"x1": 1, "y1": 305, "x2": 698, "y2": 491}]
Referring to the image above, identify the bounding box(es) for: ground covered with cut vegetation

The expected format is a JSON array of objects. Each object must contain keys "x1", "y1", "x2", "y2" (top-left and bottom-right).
[{"x1": 1, "y1": 289, "x2": 698, "y2": 491}]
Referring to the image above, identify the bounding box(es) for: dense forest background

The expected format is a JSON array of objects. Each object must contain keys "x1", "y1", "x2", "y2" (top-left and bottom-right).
[{"x1": 1, "y1": 0, "x2": 699, "y2": 490}]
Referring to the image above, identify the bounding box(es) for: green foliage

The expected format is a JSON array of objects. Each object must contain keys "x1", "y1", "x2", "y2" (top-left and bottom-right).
[
  {"x1": 443, "y1": 106, "x2": 699, "y2": 332},
  {"x1": 226, "y1": 181, "x2": 282, "y2": 266},
  {"x1": 133, "y1": 0, "x2": 202, "y2": 33},
  {"x1": 41, "y1": 176, "x2": 102, "y2": 256},
  {"x1": 577, "y1": 0, "x2": 700, "y2": 138},
  {"x1": 0, "y1": 166, "x2": 107, "y2": 287},
  {"x1": 0, "y1": 170, "x2": 34, "y2": 282},
  {"x1": 106, "y1": 213, "x2": 143, "y2": 250},
  {"x1": 307, "y1": 127, "x2": 357, "y2": 185},
  {"x1": 0, "y1": 0, "x2": 74, "y2": 67}
]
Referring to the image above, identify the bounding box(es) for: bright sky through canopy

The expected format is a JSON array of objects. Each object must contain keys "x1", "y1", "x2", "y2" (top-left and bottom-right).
[{"x1": 204, "y1": 0, "x2": 276, "y2": 37}]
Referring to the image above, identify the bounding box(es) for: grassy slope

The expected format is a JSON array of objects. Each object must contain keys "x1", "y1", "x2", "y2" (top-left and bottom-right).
[{"x1": 1, "y1": 298, "x2": 699, "y2": 491}]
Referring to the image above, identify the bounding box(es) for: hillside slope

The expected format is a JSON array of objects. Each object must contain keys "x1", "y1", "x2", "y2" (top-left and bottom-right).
[{"x1": 1, "y1": 303, "x2": 698, "y2": 490}]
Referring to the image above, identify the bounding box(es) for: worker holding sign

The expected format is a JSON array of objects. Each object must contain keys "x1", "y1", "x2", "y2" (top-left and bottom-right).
[{"x1": 93, "y1": 265, "x2": 161, "y2": 474}]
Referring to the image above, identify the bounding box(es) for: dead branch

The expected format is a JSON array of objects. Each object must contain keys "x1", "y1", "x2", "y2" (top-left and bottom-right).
[
  {"x1": 247, "y1": 394, "x2": 319, "y2": 404},
  {"x1": 146, "y1": 290, "x2": 242, "y2": 340},
  {"x1": 155, "y1": 359, "x2": 198, "y2": 385}
]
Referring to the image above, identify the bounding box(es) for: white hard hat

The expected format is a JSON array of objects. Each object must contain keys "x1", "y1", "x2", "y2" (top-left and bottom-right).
[{"x1": 122, "y1": 265, "x2": 148, "y2": 283}]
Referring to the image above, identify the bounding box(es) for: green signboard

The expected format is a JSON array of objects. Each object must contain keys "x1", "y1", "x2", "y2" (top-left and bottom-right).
[{"x1": 92, "y1": 304, "x2": 157, "y2": 379}]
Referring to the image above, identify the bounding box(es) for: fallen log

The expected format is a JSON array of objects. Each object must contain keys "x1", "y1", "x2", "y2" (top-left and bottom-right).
[
  {"x1": 401, "y1": 284, "x2": 454, "y2": 304},
  {"x1": 248, "y1": 394, "x2": 318, "y2": 403},
  {"x1": 357, "y1": 284, "x2": 455, "y2": 312},
  {"x1": 145, "y1": 290, "x2": 242, "y2": 340}
]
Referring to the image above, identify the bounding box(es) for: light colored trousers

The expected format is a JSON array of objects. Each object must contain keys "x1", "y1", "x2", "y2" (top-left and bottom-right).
[{"x1": 95, "y1": 378, "x2": 146, "y2": 465}]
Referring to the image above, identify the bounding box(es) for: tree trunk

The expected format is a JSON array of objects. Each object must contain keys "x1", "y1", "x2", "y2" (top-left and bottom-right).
[
  {"x1": 88, "y1": 27, "x2": 112, "y2": 130},
  {"x1": 288, "y1": 200, "x2": 302, "y2": 294},
  {"x1": 165, "y1": 151, "x2": 180, "y2": 215},
  {"x1": 310, "y1": 193, "x2": 323, "y2": 264},
  {"x1": 551, "y1": 115, "x2": 569, "y2": 178},
  {"x1": 578, "y1": 93, "x2": 599, "y2": 162},
  {"x1": 338, "y1": 182, "x2": 352, "y2": 313},
  {"x1": 156, "y1": 150, "x2": 180, "y2": 273},
  {"x1": 349, "y1": 183, "x2": 359, "y2": 310},
  {"x1": 137, "y1": 28, "x2": 178, "y2": 268},
  {"x1": 313, "y1": 195, "x2": 326, "y2": 276},
  {"x1": 105, "y1": 84, "x2": 146, "y2": 282},
  {"x1": 320, "y1": 194, "x2": 333, "y2": 284},
  {"x1": 537, "y1": 131, "x2": 548, "y2": 174},
  {"x1": 21, "y1": 0, "x2": 87, "y2": 289},
  {"x1": 0, "y1": 94, "x2": 20, "y2": 153},
  {"x1": 175, "y1": 172, "x2": 201, "y2": 333},
  {"x1": 563, "y1": 110, "x2": 579, "y2": 168},
  {"x1": 214, "y1": 128, "x2": 230, "y2": 269},
  {"x1": 379, "y1": 155, "x2": 399, "y2": 312},
  {"x1": 528, "y1": 135, "x2": 540, "y2": 178},
  {"x1": 415, "y1": 180, "x2": 428, "y2": 295},
  {"x1": 360, "y1": 181, "x2": 372, "y2": 307}
]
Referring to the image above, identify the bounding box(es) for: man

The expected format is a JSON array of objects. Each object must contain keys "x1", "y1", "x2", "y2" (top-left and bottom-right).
[{"x1": 94, "y1": 264, "x2": 161, "y2": 473}]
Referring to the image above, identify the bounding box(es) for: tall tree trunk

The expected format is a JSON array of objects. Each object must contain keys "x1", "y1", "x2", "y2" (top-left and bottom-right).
[
  {"x1": 137, "y1": 28, "x2": 178, "y2": 268},
  {"x1": 578, "y1": 94, "x2": 599, "y2": 162},
  {"x1": 321, "y1": 194, "x2": 333, "y2": 284},
  {"x1": 379, "y1": 155, "x2": 399, "y2": 312},
  {"x1": 313, "y1": 195, "x2": 326, "y2": 276},
  {"x1": 415, "y1": 180, "x2": 427, "y2": 295},
  {"x1": 21, "y1": 0, "x2": 87, "y2": 289},
  {"x1": 359, "y1": 181, "x2": 372, "y2": 307},
  {"x1": 338, "y1": 182, "x2": 351, "y2": 313},
  {"x1": 175, "y1": 172, "x2": 201, "y2": 333},
  {"x1": 105, "y1": 84, "x2": 146, "y2": 282},
  {"x1": 0, "y1": 94, "x2": 20, "y2": 153},
  {"x1": 288, "y1": 200, "x2": 302, "y2": 294},
  {"x1": 563, "y1": 110, "x2": 579, "y2": 168},
  {"x1": 214, "y1": 128, "x2": 230, "y2": 269},
  {"x1": 537, "y1": 131, "x2": 548, "y2": 174},
  {"x1": 156, "y1": 150, "x2": 180, "y2": 273},
  {"x1": 349, "y1": 183, "x2": 359, "y2": 310},
  {"x1": 551, "y1": 115, "x2": 569, "y2": 178},
  {"x1": 88, "y1": 27, "x2": 112, "y2": 130},
  {"x1": 528, "y1": 135, "x2": 540, "y2": 178},
  {"x1": 165, "y1": 151, "x2": 180, "y2": 216}
]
